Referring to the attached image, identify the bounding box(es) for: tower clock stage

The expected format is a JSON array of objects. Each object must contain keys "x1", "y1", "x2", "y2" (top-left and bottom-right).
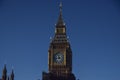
[
  {"x1": 53, "y1": 52, "x2": 64, "y2": 64},
  {"x1": 42, "y1": 2, "x2": 76, "y2": 80}
]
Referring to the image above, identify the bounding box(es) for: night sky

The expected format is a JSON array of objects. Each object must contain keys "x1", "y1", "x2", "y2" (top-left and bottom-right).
[{"x1": 0, "y1": 0, "x2": 120, "y2": 80}]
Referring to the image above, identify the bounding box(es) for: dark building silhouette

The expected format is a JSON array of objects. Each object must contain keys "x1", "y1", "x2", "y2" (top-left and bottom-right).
[
  {"x1": 42, "y1": 2, "x2": 76, "y2": 80},
  {"x1": 0, "y1": 65, "x2": 14, "y2": 80}
]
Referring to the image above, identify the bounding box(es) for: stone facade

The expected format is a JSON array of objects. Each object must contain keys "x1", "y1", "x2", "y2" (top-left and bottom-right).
[{"x1": 42, "y1": 2, "x2": 76, "y2": 80}]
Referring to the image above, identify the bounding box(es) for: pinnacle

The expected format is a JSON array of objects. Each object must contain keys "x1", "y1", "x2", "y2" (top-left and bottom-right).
[{"x1": 56, "y1": 2, "x2": 66, "y2": 28}]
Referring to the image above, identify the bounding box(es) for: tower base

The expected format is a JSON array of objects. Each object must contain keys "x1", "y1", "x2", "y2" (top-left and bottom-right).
[{"x1": 42, "y1": 72, "x2": 76, "y2": 80}]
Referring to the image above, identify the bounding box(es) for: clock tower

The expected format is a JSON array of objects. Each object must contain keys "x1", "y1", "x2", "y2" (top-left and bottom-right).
[{"x1": 42, "y1": 2, "x2": 76, "y2": 80}]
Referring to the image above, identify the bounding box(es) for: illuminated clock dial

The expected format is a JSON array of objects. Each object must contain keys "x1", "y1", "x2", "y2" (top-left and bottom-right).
[{"x1": 54, "y1": 52, "x2": 64, "y2": 64}]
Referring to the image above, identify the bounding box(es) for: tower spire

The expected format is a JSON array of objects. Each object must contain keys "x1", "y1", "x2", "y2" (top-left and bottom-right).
[
  {"x1": 2, "y1": 64, "x2": 7, "y2": 80},
  {"x1": 10, "y1": 69, "x2": 14, "y2": 80},
  {"x1": 60, "y1": 2, "x2": 62, "y2": 16},
  {"x1": 56, "y1": 2, "x2": 65, "y2": 28}
]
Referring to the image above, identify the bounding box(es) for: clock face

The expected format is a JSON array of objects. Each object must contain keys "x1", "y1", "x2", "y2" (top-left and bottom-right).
[{"x1": 53, "y1": 52, "x2": 64, "y2": 64}]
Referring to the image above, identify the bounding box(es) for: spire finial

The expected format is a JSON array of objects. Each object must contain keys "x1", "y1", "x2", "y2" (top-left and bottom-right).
[
  {"x1": 3, "y1": 64, "x2": 7, "y2": 71},
  {"x1": 59, "y1": 2, "x2": 62, "y2": 14},
  {"x1": 12, "y1": 65, "x2": 14, "y2": 70},
  {"x1": 11, "y1": 69, "x2": 14, "y2": 75}
]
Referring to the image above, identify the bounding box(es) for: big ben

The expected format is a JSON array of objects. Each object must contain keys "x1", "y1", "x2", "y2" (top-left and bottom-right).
[{"x1": 42, "y1": 2, "x2": 76, "y2": 80}]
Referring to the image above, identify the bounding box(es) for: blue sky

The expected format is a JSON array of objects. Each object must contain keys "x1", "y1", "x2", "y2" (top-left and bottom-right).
[{"x1": 0, "y1": 0, "x2": 120, "y2": 80}]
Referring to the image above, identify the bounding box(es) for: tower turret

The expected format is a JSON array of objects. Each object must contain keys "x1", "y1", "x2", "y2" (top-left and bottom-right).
[
  {"x1": 10, "y1": 70, "x2": 14, "y2": 80},
  {"x1": 2, "y1": 64, "x2": 7, "y2": 80}
]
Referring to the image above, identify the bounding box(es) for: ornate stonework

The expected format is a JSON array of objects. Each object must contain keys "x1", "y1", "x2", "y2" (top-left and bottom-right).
[{"x1": 42, "y1": 2, "x2": 76, "y2": 80}]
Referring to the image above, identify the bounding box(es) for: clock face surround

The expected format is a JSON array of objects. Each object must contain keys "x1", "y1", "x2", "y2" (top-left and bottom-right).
[{"x1": 53, "y1": 52, "x2": 64, "y2": 64}]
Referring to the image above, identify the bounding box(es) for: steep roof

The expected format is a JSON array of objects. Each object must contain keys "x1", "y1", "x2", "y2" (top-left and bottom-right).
[{"x1": 56, "y1": 2, "x2": 66, "y2": 28}]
